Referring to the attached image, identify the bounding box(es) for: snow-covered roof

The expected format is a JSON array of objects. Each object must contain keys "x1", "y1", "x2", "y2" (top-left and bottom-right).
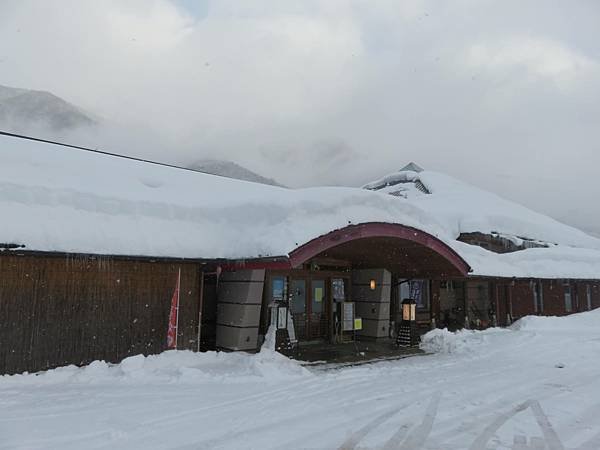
[
  {"x1": 0, "y1": 135, "x2": 451, "y2": 261},
  {"x1": 2, "y1": 135, "x2": 600, "y2": 279}
]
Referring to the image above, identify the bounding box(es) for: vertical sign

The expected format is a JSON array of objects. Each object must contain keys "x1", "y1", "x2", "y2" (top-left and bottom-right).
[{"x1": 167, "y1": 268, "x2": 181, "y2": 349}]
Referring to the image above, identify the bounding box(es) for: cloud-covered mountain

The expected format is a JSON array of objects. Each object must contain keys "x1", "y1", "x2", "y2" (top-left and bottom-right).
[
  {"x1": 0, "y1": 84, "x2": 283, "y2": 187},
  {"x1": 189, "y1": 159, "x2": 283, "y2": 186},
  {"x1": 0, "y1": 84, "x2": 95, "y2": 132}
]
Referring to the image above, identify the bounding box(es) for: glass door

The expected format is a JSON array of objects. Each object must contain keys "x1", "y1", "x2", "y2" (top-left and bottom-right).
[
  {"x1": 290, "y1": 279, "x2": 307, "y2": 341},
  {"x1": 309, "y1": 279, "x2": 328, "y2": 341}
]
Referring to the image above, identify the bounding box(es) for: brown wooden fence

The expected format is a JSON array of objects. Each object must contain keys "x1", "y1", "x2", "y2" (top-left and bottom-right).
[{"x1": 0, "y1": 253, "x2": 203, "y2": 375}]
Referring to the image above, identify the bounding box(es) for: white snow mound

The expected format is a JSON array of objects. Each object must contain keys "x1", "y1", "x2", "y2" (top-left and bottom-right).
[
  {"x1": 422, "y1": 309, "x2": 600, "y2": 355},
  {"x1": 0, "y1": 349, "x2": 310, "y2": 386},
  {"x1": 510, "y1": 308, "x2": 600, "y2": 332},
  {"x1": 420, "y1": 327, "x2": 510, "y2": 354}
]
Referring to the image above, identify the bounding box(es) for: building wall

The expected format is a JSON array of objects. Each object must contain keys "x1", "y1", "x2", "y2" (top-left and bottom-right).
[
  {"x1": 465, "y1": 280, "x2": 491, "y2": 327},
  {"x1": 592, "y1": 283, "x2": 600, "y2": 309},
  {"x1": 490, "y1": 279, "x2": 600, "y2": 322},
  {"x1": 445, "y1": 278, "x2": 600, "y2": 327},
  {"x1": 0, "y1": 254, "x2": 203, "y2": 375}
]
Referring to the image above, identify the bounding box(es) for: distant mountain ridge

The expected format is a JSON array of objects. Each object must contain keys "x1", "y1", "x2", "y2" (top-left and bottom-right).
[
  {"x1": 0, "y1": 84, "x2": 95, "y2": 132},
  {"x1": 189, "y1": 159, "x2": 283, "y2": 186},
  {"x1": 0, "y1": 83, "x2": 283, "y2": 187}
]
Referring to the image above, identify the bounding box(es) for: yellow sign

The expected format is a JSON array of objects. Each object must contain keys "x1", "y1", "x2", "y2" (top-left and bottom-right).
[
  {"x1": 315, "y1": 287, "x2": 323, "y2": 302},
  {"x1": 354, "y1": 318, "x2": 363, "y2": 330}
]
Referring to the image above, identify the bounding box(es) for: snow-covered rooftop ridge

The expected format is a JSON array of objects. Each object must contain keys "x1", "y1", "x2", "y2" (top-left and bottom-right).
[
  {"x1": 400, "y1": 162, "x2": 424, "y2": 173},
  {"x1": 365, "y1": 168, "x2": 600, "y2": 251},
  {"x1": 0, "y1": 135, "x2": 454, "y2": 260},
  {"x1": 2, "y1": 135, "x2": 600, "y2": 279},
  {"x1": 362, "y1": 170, "x2": 421, "y2": 190}
]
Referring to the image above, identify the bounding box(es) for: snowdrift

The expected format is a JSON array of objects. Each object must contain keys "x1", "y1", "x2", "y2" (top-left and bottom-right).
[
  {"x1": 0, "y1": 348, "x2": 310, "y2": 386},
  {"x1": 421, "y1": 309, "x2": 600, "y2": 355}
]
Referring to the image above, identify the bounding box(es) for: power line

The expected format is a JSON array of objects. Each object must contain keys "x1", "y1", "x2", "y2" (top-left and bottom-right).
[{"x1": 0, "y1": 129, "x2": 216, "y2": 177}]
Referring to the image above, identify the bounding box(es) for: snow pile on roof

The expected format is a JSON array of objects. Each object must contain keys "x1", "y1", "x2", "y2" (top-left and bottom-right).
[
  {"x1": 364, "y1": 165, "x2": 600, "y2": 278},
  {"x1": 2, "y1": 135, "x2": 600, "y2": 279},
  {"x1": 0, "y1": 135, "x2": 452, "y2": 259},
  {"x1": 366, "y1": 168, "x2": 600, "y2": 250}
]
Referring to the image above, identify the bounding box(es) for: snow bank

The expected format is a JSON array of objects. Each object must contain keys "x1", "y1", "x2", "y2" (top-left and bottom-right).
[
  {"x1": 420, "y1": 327, "x2": 511, "y2": 354},
  {"x1": 511, "y1": 308, "x2": 600, "y2": 332},
  {"x1": 422, "y1": 309, "x2": 600, "y2": 356},
  {"x1": 0, "y1": 349, "x2": 310, "y2": 386}
]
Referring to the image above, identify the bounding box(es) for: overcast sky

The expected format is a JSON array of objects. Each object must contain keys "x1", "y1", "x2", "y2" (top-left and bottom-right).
[{"x1": 1, "y1": 0, "x2": 599, "y2": 234}]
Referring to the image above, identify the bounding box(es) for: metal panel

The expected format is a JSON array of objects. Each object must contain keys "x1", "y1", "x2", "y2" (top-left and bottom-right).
[
  {"x1": 216, "y1": 325, "x2": 259, "y2": 351},
  {"x1": 218, "y1": 281, "x2": 264, "y2": 304},
  {"x1": 217, "y1": 303, "x2": 261, "y2": 327},
  {"x1": 357, "y1": 318, "x2": 389, "y2": 339},
  {"x1": 352, "y1": 268, "x2": 391, "y2": 286},
  {"x1": 352, "y1": 285, "x2": 391, "y2": 303},
  {"x1": 355, "y1": 302, "x2": 390, "y2": 321}
]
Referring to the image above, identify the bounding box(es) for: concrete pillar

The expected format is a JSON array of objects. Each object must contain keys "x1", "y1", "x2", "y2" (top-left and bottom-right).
[
  {"x1": 352, "y1": 269, "x2": 392, "y2": 340},
  {"x1": 216, "y1": 269, "x2": 265, "y2": 351}
]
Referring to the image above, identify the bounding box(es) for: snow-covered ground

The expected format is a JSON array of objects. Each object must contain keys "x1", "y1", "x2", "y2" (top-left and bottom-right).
[{"x1": 1, "y1": 312, "x2": 599, "y2": 449}]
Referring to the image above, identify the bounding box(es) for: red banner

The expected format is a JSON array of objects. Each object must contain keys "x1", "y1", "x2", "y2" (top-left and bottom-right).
[{"x1": 167, "y1": 269, "x2": 181, "y2": 349}]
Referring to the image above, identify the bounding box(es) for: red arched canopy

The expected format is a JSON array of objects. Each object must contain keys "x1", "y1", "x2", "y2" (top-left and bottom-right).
[{"x1": 288, "y1": 222, "x2": 470, "y2": 277}]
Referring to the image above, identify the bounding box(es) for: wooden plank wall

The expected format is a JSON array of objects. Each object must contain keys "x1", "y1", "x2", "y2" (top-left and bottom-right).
[{"x1": 0, "y1": 254, "x2": 202, "y2": 375}]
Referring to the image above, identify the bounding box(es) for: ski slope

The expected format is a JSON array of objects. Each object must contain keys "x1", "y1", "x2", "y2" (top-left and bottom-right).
[{"x1": 0, "y1": 311, "x2": 599, "y2": 449}]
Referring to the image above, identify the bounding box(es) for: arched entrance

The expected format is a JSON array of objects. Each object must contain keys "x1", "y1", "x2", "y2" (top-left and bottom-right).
[
  {"x1": 288, "y1": 222, "x2": 470, "y2": 278},
  {"x1": 266, "y1": 223, "x2": 470, "y2": 344}
]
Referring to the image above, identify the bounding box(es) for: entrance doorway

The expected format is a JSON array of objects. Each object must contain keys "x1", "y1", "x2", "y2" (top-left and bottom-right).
[
  {"x1": 290, "y1": 278, "x2": 329, "y2": 342},
  {"x1": 267, "y1": 270, "x2": 349, "y2": 344}
]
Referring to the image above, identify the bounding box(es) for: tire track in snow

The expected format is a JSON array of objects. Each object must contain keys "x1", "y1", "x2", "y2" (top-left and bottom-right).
[
  {"x1": 395, "y1": 392, "x2": 441, "y2": 450},
  {"x1": 428, "y1": 367, "x2": 600, "y2": 447},
  {"x1": 337, "y1": 407, "x2": 404, "y2": 450},
  {"x1": 337, "y1": 392, "x2": 441, "y2": 450},
  {"x1": 468, "y1": 399, "x2": 565, "y2": 450}
]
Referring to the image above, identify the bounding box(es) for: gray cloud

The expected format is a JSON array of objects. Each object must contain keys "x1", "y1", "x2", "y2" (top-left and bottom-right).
[{"x1": 0, "y1": 0, "x2": 599, "y2": 234}]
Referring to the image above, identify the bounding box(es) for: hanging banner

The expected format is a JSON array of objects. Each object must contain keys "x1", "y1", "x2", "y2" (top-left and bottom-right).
[
  {"x1": 410, "y1": 280, "x2": 424, "y2": 309},
  {"x1": 167, "y1": 268, "x2": 181, "y2": 349}
]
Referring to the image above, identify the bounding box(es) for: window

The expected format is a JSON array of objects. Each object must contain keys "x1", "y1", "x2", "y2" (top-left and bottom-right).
[
  {"x1": 400, "y1": 279, "x2": 430, "y2": 310},
  {"x1": 311, "y1": 280, "x2": 325, "y2": 314},
  {"x1": 270, "y1": 276, "x2": 287, "y2": 303},
  {"x1": 564, "y1": 284, "x2": 572, "y2": 313}
]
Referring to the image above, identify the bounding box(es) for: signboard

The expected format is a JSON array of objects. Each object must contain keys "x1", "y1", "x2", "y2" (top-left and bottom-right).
[
  {"x1": 332, "y1": 278, "x2": 345, "y2": 302},
  {"x1": 314, "y1": 287, "x2": 323, "y2": 303},
  {"x1": 354, "y1": 318, "x2": 363, "y2": 331},
  {"x1": 277, "y1": 307, "x2": 288, "y2": 329},
  {"x1": 342, "y1": 302, "x2": 354, "y2": 331},
  {"x1": 272, "y1": 277, "x2": 285, "y2": 302}
]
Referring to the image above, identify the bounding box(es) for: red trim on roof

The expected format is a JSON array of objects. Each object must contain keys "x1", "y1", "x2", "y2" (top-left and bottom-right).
[{"x1": 288, "y1": 222, "x2": 471, "y2": 276}]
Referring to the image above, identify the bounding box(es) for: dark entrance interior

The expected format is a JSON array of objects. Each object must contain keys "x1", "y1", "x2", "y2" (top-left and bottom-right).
[
  {"x1": 290, "y1": 278, "x2": 329, "y2": 342},
  {"x1": 270, "y1": 270, "x2": 351, "y2": 344}
]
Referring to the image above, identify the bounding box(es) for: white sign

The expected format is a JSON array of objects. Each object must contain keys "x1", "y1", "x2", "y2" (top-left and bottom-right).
[{"x1": 277, "y1": 307, "x2": 288, "y2": 329}]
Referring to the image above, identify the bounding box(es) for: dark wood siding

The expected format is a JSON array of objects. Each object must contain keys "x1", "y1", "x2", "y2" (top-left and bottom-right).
[{"x1": 0, "y1": 254, "x2": 202, "y2": 375}]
